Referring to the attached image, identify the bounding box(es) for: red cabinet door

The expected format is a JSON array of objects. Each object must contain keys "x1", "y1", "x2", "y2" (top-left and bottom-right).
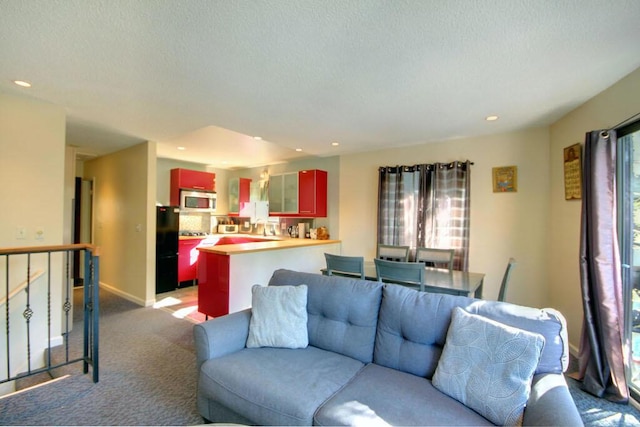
[
  {"x1": 298, "y1": 169, "x2": 327, "y2": 217},
  {"x1": 178, "y1": 239, "x2": 203, "y2": 282},
  {"x1": 170, "y1": 168, "x2": 216, "y2": 205},
  {"x1": 198, "y1": 252, "x2": 230, "y2": 318}
]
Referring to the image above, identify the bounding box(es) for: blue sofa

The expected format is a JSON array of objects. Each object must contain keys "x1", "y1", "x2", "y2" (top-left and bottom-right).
[{"x1": 194, "y1": 269, "x2": 582, "y2": 426}]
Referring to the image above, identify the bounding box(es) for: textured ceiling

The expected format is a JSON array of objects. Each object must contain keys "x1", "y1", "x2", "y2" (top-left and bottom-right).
[{"x1": 2, "y1": 0, "x2": 640, "y2": 169}]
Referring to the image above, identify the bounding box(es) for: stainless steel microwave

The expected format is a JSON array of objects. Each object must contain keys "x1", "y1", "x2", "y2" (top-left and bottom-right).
[{"x1": 180, "y1": 190, "x2": 217, "y2": 212}]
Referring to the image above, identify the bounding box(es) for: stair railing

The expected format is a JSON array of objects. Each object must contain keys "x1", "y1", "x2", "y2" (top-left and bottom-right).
[{"x1": 0, "y1": 243, "x2": 100, "y2": 385}]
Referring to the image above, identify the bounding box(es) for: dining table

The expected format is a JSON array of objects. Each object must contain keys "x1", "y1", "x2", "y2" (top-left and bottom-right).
[{"x1": 362, "y1": 261, "x2": 486, "y2": 298}]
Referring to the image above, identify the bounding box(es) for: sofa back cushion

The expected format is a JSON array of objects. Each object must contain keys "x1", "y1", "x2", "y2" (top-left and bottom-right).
[
  {"x1": 374, "y1": 284, "x2": 569, "y2": 378},
  {"x1": 268, "y1": 269, "x2": 383, "y2": 363}
]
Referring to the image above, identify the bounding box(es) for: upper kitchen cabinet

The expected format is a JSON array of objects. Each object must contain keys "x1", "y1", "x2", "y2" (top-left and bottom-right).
[
  {"x1": 269, "y1": 172, "x2": 298, "y2": 214},
  {"x1": 170, "y1": 168, "x2": 216, "y2": 205},
  {"x1": 268, "y1": 169, "x2": 327, "y2": 217},
  {"x1": 229, "y1": 177, "x2": 251, "y2": 216},
  {"x1": 298, "y1": 169, "x2": 327, "y2": 217}
]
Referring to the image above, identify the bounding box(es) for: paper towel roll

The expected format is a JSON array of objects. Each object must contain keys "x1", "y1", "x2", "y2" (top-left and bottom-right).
[{"x1": 298, "y1": 223, "x2": 306, "y2": 239}]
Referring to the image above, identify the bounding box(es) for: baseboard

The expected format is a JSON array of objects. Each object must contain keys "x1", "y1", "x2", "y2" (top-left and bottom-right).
[
  {"x1": 569, "y1": 343, "x2": 579, "y2": 358},
  {"x1": 98, "y1": 281, "x2": 150, "y2": 306}
]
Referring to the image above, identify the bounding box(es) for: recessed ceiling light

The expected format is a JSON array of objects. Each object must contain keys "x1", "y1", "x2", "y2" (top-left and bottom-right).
[
  {"x1": 177, "y1": 146, "x2": 186, "y2": 150},
  {"x1": 331, "y1": 141, "x2": 340, "y2": 146},
  {"x1": 253, "y1": 136, "x2": 262, "y2": 140},
  {"x1": 485, "y1": 115, "x2": 499, "y2": 121},
  {"x1": 295, "y1": 148, "x2": 302, "y2": 152},
  {"x1": 14, "y1": 80, "x2": 31, "y2": 88}
]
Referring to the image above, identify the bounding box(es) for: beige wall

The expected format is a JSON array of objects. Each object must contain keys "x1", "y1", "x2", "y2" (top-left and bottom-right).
[
  {"x1": 0, "y1": 92, "x2": 67, "y2": 369},
  {"x1": 0, "y1": 93, "x2": 66, "y2": 248},
  {"x1": 339, "y1": 127, "x2": 551, "y2": 310},
  {"x1": 549, "y1": 67, "x2": 640, "y2": 351},
  {"x1": 84, "y1": 142, "x2": 157, "y2": 305}
]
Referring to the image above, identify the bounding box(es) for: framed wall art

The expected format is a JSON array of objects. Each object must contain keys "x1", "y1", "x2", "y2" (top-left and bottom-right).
[
  {"x1": 492, "y1": 166, "x2": 517, "y2": 192},
  {"x1": 563, "y1": 143, "x2": 582, "y2": 200}
]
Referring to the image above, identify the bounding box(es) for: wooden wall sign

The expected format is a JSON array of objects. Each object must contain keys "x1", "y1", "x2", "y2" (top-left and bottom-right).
[
  {"x1": 564, "y1": 143, "x2": 582, "y2": 200},
  {"x1": 492, "y1": 166, "x2": 517, "y2": 192}
]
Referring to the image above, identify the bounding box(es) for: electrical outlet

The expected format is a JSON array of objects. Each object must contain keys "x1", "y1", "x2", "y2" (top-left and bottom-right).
[{"x1": 35, "y1": 227, "x2": 44, "y2": 240}]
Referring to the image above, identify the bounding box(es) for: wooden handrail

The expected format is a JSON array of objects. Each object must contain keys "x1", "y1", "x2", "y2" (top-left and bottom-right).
[
  {"x1": 0, "y1": 243, "x2": 100, "y2": 256},
  {"x1": 0, "y1": 269, "x2": 45, "y2": 307}
]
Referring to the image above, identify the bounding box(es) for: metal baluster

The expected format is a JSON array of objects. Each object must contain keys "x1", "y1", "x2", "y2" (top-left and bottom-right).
[
  {"x1": 63, "y1": 250, "x2": 72, "y2": 363},
  {"x1": 92, "y1": 250, "x2": 99, "y2": 383},
  {"x1": 46, "y1": 252, "x2": 52, "y2": 371},
  {"x1": 24, "y1": 253, "x2": 33, "y2": 374},
  {"x1": 4, "y1": 255, "x2": 10, "y2": 381}
]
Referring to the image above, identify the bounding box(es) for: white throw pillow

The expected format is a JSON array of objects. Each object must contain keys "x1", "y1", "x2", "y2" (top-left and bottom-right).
[
  {"x1": 432, "y1": 307, "x2": 545, "y2": 426},
  {"x1": 246, "y1": 284, "x2": 309, "y2": 349}
]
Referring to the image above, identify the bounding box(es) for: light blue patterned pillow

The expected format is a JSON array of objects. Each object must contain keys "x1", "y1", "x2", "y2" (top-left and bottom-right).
[
  {"x1": 432, "y1": 307, "x2": 545, "y2": 426},
  {"x1": 246, "y1": 284, "x2": 308, "y2": 349}
]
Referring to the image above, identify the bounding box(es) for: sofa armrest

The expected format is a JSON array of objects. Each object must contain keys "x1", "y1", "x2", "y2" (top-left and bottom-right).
[
  {"x1": 193, "y1": 308, "x2": 251, "y2": 371},
  {"x1": 523, "y1": 373, "x2": 583, "y2": 426}
]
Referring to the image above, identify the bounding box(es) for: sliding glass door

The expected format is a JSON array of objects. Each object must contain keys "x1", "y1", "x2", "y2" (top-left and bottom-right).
[{"x1": 617, "y1": 123, "x2": 640, "y2": 400}]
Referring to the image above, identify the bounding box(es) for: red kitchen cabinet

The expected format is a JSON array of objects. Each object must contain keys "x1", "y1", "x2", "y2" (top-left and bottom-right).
[
  {"x1": 298, "y1": 169, "x2": 327, "y2": 217},
  {"x1": 228, "y1": 177, "x2": 251, "y2": 215},
  {"x1": 170, "y1": 168, "x2": 216, "y2": 205},
  {"x1": 178, "y1": 238, "x2": 203, "y2": 283},
  {"x1": 197, "y1": 252, "x2": 230, "y2": 318}
]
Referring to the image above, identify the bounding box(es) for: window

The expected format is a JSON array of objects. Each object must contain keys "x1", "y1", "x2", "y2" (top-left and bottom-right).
[{"x1": 377, "y1": 162, "x2": 471, "y2": 270}]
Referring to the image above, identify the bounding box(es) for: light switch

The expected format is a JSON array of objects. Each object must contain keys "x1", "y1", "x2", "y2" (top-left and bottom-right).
[{"x1": 16, "y1": 226, "x2": 26, "y2": 240}]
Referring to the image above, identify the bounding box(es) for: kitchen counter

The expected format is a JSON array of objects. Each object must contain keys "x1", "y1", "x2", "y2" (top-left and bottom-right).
[
  {"x1": 197, "y1": 236, "x2": 341, "y2": 317},
  {"x1": 198, "y1": 237, "x2": 340, "y2": 255}
]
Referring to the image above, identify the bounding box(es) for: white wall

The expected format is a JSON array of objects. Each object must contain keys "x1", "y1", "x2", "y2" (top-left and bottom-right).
[
  {"x1": 549, "y1": 67, "x2": 640, "y2": 351},
  {"x1": 339, "y1": 127, "x2": 551, "y2": 310}
]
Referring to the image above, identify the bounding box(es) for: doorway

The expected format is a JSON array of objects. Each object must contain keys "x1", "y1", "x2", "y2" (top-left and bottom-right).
[{"x1": 73, "y1": 177, "x2": 93, "y2": 286}]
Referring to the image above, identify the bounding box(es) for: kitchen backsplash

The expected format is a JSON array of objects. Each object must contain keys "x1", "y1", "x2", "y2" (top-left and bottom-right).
[
  {"x1": 179, "y1": 212, "x2": 211, "y2": 232},
  {"x1": 179, "y1": 212, "x2": 317, "y2": 237}
]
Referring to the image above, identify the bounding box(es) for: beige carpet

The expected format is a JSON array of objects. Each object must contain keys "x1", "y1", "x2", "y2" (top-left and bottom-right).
[{"x1": 154, "y1": 285, "x2": 208, "y2": 324}]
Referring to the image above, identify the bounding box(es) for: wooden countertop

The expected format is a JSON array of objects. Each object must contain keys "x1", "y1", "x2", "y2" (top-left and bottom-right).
[{"x1": 197, "y1": 238, "x2": 341, "y2": 255}]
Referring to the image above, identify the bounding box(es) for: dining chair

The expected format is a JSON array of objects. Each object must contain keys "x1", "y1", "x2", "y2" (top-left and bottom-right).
[
  {"x1": 497, "y1": 258, "x2": 517, "y2": 302},
  {"x1": 415, "y1": 247, "x2": 454, "y2": 270},
  {"x1": 324, "y1": 253, "x2": 365, "y2": 279},
  {"x1": 374, "y1": 258, "x2": 425, "y2": 291},
  {"x1": 377, "y1": 244, "x2": 410, "y2": 262}
]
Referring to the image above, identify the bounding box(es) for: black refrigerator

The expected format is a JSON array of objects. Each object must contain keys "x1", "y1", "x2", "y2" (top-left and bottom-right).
[{"x1": 156, "y1": 206, "x2": 179, "y2": 294}]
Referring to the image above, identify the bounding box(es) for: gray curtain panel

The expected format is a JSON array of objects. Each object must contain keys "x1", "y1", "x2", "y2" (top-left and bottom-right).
[
  {"x1": 576, "y1": 129, "x2": 629, "y2": 402},
  {"x1": 377, "y1": 161, "x2": 471, "y2": 270}
]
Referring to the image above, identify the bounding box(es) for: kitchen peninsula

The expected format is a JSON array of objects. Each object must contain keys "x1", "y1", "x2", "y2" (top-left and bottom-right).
[{"x1": 197, "y1": 237, "x2": 340, "y2": 317}]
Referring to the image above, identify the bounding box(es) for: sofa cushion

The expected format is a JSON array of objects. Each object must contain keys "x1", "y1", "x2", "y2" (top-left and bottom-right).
[
  {"x1": 314, "y1": 363, "x2": 492, "y2": 426},
  {"x1": 374, "y1": 284, "x2": 568, "y2": 378},
  {"x1": 466, "y1": 304, "x2": 568, "y2": 374},
  {"x1": 268, "y1": 269, "x2": 383, "y2": 363},
  {"x1": 246, "y1": 284, "x2": 308, "y2": 349},
  {"x1": 198, "y1": 346, "x2": 364, "y2": 426},
  {"x1": 374, "y1": 284, "x2": 462, "y2": 378},
  {"x1": 432, "y1": 307, "x2": 544, "y2": 426}
]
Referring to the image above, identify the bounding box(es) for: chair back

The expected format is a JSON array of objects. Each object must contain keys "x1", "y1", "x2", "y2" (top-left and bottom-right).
[
  {"x1": 324, "y1": 253, "x2": 365, "y2": 279},
  {"x1": 374, "y1": 258, "x2": 425, "y2": 291},
  {"x1": 377, "y1": 244, "x2": 410, "y2": 262},
  {"x1": 415, "y1": 247, "x2": 454, "y2": 270},
  {"x1": 498, "y1": 258, "x2": 517, "y2": 302}
]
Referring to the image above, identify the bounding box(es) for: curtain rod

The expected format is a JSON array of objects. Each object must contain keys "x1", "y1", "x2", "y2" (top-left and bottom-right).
[{"x1": 609, "y1": 111, "x2": 640, "y2": 131}]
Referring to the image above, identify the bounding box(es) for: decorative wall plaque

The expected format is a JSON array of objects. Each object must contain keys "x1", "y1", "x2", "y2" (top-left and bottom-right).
[
  {"x1": 492, "y1": 166, "x2": 517, "y2": 192},
  {"x1": 564, "y1": 143, "x2": 582, "y2": 200}
]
